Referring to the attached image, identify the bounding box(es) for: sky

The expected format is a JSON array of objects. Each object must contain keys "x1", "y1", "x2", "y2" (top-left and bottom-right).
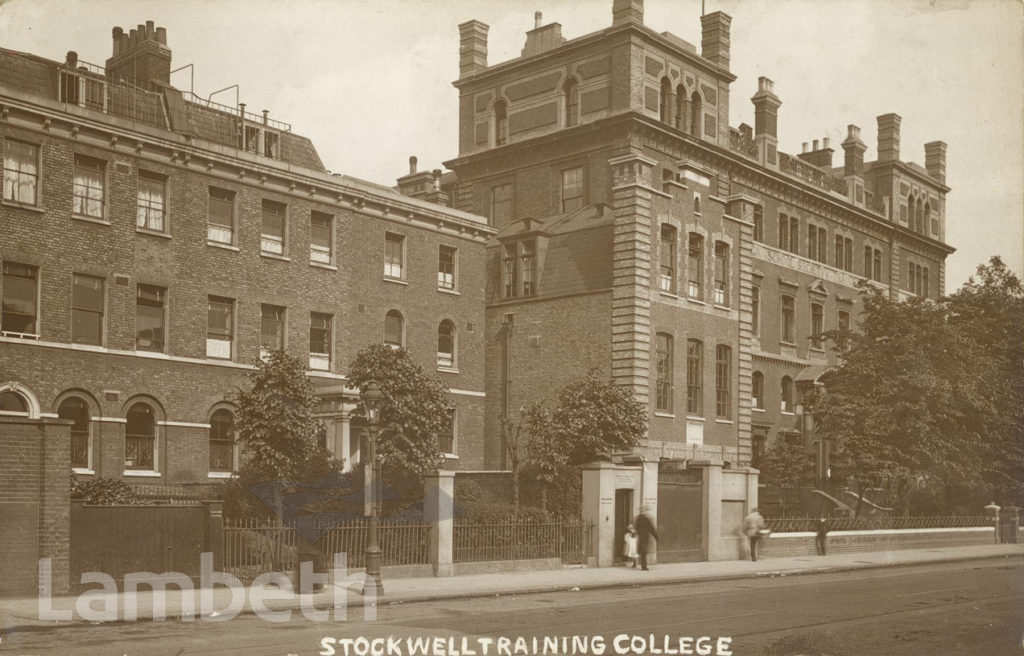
[{"x1": 1, "y1": 0, "x2": 1021, "y2": 290}]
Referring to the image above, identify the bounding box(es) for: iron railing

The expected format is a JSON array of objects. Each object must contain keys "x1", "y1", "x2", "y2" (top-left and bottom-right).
[
  {"x1": 765, "y1": 515, "x2": 993, "y2": 533},
  {"x1": 453, "y1": 520, "x2": 592, "y2": 564},
  {"x1": 223, "y1": 518, "x2": 430, "y2": 583}
]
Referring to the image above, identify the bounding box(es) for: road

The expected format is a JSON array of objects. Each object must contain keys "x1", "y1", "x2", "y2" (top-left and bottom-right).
[{"x1": 2, "y1": 558, "x2": 1021, "y2": 656}]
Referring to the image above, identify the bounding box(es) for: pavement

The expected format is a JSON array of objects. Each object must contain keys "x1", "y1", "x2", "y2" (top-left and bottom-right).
[{"x1": 3, "y1": 543, "x2": 1021, "y2": 631}]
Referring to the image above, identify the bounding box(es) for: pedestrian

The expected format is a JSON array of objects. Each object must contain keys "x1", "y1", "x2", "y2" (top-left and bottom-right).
[
  {"x1": 816, "y1": 516, "x2": 829, "y2": 556},
  {"x1": 742, "y1": 508, "x2": 766, "y2": 562},
  {"x1": 623, "y1": 523, "x2": 639, "y2": 568},
  {"x1": 634, "y1": 505, "x2": 658, "y2": 571}
]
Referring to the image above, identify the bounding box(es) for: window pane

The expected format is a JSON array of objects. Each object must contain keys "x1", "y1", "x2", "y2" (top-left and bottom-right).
[
  {"x1": 310, "y1": 312, "x2": 331, "y2": 370},
  {"x1": 137, "y1": 173, "x2": 166, "y2": 232},
  {"x1": 438, "y1": 246, "x2": 456, "y2": 290},
  {"x1": 59, "y1": 398, "x2": 90, "y2": 468},
  {"x1": 73, "y1": 156, "x2": 105, "y2": 218},
  {"x1": 136, "y1": 284, "x2": 165, "y2": 352},
  {"x1": 125, "y1": 403, "x2": 155, "y2": 470},
  {"x1": 0, "y1": 391, "x2": 28, "y2": 413},
  {"x1": 437, "y1": 320, "x2": 455, "y2": 368},
  {"x1": 687, "y1": 339, "x2": 702, "y2": 415},
  {"x1": 208, "y1": 189, "x2": 234, "y2": 243},
  {"x1": 656, "y1": 333, "x2": 673, "y2": 413},
  {"x1": 491, "y1": 183, "x2": 512, "y2": 226},
  {"x1": 561, "y1": 167, "x2": 584, "y2": 212},
  {"x1": 2, "y1": 262, "x2": 38, "y2": 334},
  {"x1": 687, "y1": 234, "x2": 703, "y2": 298},
  {"x1": 3, "y1": 141, "x2": 39, "y2": 205},
  {"x1": 71, "y1": 275, "x2": 104, "y2": 345},
  {"x1": 261, "y1": 304, "x2": 285, "y2": 350},
  {"x1": 209, "y1": 410, "x2": 235, "y2": 472},
  {"x1": 207, "y1": 297, "x2": 233, "y2": 359},
  {"x1": 715, "y1": 345, "x2": 731, "y2": 418},
  {"x1": 384, "y1": 311, "x2": 403, "y2": 347},
  {"x1": 385, "y1": 233, "x2": 404, "y2": 278},
  {"x1": 503, "y1": 244, "x2": 517, "y2": 299}
]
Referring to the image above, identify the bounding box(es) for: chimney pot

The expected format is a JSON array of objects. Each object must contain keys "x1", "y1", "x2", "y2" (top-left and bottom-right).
[
  {"x1": 66, "y1": 51, "x2": 78, "y2": 67},
  {"x1": 409, "y1": 156, "x2": 418, "y2": 175},
  {"x1": 156, "y1": 26, "x2": 167, "y2": 45},
  {"x1": 535, "y1": 11, "x2": 542, "y2": 28},
  {"x1": 813, "y1": 139, "x2": 819, "y2": 151},
  {"x1": 823, "y1": 136, "x2": 831, "y2": 149},
  {"x1": 137, "y1": 24, "x2": 147, "y2": 40},
  {"x1": 802, "y1": 142, "x2": 809, "y2": 153},
  {"x1": 432, "y1": 169, "x2": 442, "y2": 191},
  {"x1": 262, "y1": 109, "x2": 269, "y2": 125},
  {"x1": 129, "y1": 29, "x2": 138, "y2": 47}
]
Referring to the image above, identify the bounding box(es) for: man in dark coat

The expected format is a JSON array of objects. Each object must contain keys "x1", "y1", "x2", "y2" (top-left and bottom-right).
[
  {"x1": 815, "y1": 516, "x2": 829, "y2": 556},
  {"x1": 634, "y1": 505, "x2": 658, "y2": 571}
]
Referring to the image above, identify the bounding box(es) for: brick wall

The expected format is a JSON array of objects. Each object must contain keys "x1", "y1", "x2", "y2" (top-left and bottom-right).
[
  {"x1": 758, "y1": 527, "x2": 997, "y2": 558},
  {"x1": 0, "y1": 417, "x2": 71, "y2": 595}
]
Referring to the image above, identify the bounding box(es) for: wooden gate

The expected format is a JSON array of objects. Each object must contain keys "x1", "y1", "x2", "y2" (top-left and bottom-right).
[{"x1": 656, "y1": 464, "x2": 703, "y2": 562}]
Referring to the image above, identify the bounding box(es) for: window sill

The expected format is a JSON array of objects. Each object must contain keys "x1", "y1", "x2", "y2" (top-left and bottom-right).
[
  {"x1": 715, "y1": 419, "x2": 734, "y2": 424},
  {"x1": 687, "y1": 297, "x2": 706, "y2": 305},
  {"x1": 310, "y1": 261, "x2": 338, "y2": 271},
  {"x1": 1, "y1": 199, "x2": 44, "y2": 213},
  {"x1": 686, "y1": 415, "x2": 705, "y2": 422},
  {"x1": 136, "y1": 228, "x2": 171, "y2": 239},
  {"x1": 123, "y1": 470, "x2": 161, "y2": 478},
  {"x1": 809, "y1": 347, "x2": 826, "y2": 354},
  {"x1": 207, "y1": 471, "x2": 235, "y2": 479},
  {"x1": 384, "y1": 277, "x2": 409, "y2": 286},
  {"x1": 658, "y1": 291, "x2": 680, "y2": 300},
  {"x1": 779, "y1": 341, "x2": 797, "y2": 348},
  {"x1": 261, "y1": 252, "x2": 291, "y2": 262},
  {"x1": 72, "y1": 468, "x2": 95, "y2": 475},
  {"x1": 752, "y1": 408, "x2": 766, "y2": 413},
  {"x1": 206, "y1": 355, "x2": 234, "y2": 362},
  {"x1": 207, "y1": 241, "x2": 240, "y2": 252},
  {"x1": 654, "y1": 412, "x2": 675, "y2": 418},
  {"x1": 781, "y1": 411, "x2": 795, "y2": 416},
  {"x1": 713, "y1": 304, "x2": 731, "y2": 311},
  {"x1": 437, "y1": 366, "x2": 460, "y2": 374},
  {"x1": 72, "y1": 214, "x2": 111, "y2": 226},
  {"x1": 440, "y1": 453, "x2": 459, "y2": 460},
  {"x1": 437, "y1": 287, "x2": 460, "y2": 296},
  {"x1": 135, "y1": 347, "x2": 167, "y2": 356}
]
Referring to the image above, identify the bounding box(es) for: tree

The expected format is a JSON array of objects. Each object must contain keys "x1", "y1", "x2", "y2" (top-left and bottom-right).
[
  {"x1": 809, "y1": 258, "x2": 1024, "y2": 513},
  {"x1": 229, "y1": 349, "x2": 333, "y2": 520},
  {"x1": 524, "y1": 370, "x2": 646, "y2": 513},
  {"x1": 757, "y1": 438, "x2": 814, "y2": 516},
  {"x1": 346, "y1": 344, "x2": 452, "y2": 483}
]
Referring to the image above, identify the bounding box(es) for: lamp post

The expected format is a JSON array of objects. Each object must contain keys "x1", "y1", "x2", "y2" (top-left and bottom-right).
[{"x1": 360, "y1": 380, "x2": 384, "y2": 596}]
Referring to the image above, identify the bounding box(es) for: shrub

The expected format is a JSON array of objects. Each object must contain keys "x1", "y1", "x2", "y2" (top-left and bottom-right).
[
  {"x1": 458, "y1": 501, "x2": 553, "y2": 525},
  {"x1": 71, "y1": 475, "x2": 140, "y2": 505}
]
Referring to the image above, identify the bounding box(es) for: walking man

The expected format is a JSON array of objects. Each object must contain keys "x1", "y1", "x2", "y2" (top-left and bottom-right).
[
  {"x1": 635, "y1": 505, "x2": 658, "y2": 571},
  {"x1": 742, "y1": 508, "x2": 766, "y2": 562}
]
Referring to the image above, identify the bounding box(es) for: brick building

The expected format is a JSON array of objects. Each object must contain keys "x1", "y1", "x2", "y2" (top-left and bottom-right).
[
  {"x1": 0, "y1": 22, "x2": 494, "y2": 497},
  {"x1": 432, "y1": 0, "x2": 953, "y2": 470}
]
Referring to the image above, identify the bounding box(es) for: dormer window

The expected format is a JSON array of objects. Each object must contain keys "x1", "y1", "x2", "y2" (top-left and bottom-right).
[
  {"x1": 241, "y1": 122, "x2": 282, "y2": 160},
  {"x1": 501, "y1": 239, "x2": 539, "y2": 299}
]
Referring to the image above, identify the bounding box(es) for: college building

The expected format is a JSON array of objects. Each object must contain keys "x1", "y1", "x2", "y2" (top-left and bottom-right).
[
  {"x1": 427, "y1": 0, "x2": 953, "y2": 471},
  {"x1": 0, "y1": 21, "x2": 493, "y2": 498},
  {"x1": 1, "y1": 1, "x2": 954, "y2": 492}
]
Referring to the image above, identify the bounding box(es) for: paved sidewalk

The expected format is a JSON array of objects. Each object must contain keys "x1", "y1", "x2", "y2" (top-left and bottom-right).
[{"x1": 3, "y1": 543, "x2": 1021, "y2": 631}]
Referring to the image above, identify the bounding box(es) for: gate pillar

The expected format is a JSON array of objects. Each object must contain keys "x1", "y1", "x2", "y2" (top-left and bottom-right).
[{"x1": 582, "y1": 461, "x2": 650, "y2": 567}]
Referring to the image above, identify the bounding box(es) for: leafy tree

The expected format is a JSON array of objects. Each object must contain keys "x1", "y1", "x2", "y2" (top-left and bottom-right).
[
  {"x1": 524, "y1": 370, "x2": 646, "y2": 513},
  {"x1": 229, "y1": 349, "x2": 332, "y2": 519},
  {"x1": 346, "y1": 344, "x2": 452, "y2": 482},
  {"x1": 809, "y1": 258, "x2": 1024, "y2": 513},
  {"x1": 757, "y1": 438, "x2": 814, "y2": 516}
]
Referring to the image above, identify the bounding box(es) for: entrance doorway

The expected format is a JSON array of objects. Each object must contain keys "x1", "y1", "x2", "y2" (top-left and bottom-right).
[{"x1": 613, "y1": 488, "x2": 634, "y2": 564}]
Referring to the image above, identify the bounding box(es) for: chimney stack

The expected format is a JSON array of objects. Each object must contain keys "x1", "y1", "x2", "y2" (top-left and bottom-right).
[
  {"x1": 924, "y1": 141, "x2": 947, "y2": 184},
  {"x1": 877, "y1": 113, "x2": 901, "y2": 162},
  {"x1": 535, "y1": 11, "x2": 543, "y2": 28},
  {"x1": 751, "y1": 77, "x2": 781, "y2": 139},
  {"x1": 612, "y1": 0, "x2": 644, "y2": 26},
  {"x1": 700, "y1": 11, "x2": 732, "y2": 70},
  {"x1": 797, "y1": 136, "x2": 834, "y2": 168},
  {"x1": 106, "y1": 20, "x2": 172, "y2": 86},
  {"x1": 409, "y1": 156, "x2": 418, "y2": 175},
  {"x1": 458, "y1": 20, "x2": 489, "y2": 78},
  {"x1": 842, "y1": 124, "x2": 867, "y2": 178}
]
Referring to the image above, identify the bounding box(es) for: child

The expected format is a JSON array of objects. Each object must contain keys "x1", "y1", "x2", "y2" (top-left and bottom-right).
[{"x1": 623, "y1": 523, "x2": 639, "y2": 568}]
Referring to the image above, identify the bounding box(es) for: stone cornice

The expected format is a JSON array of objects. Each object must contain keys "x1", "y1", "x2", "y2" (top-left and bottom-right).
[{"x1": 0, "y1": 86, "x2": 495, "y2": 244}]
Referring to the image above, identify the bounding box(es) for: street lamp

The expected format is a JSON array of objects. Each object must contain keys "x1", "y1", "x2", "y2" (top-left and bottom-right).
[{"x1": 360, "y1": 380, "x2": 384, "y2": 597}]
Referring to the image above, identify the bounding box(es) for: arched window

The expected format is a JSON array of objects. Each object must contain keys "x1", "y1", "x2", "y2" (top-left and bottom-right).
[
  {"x1": 655, "y1": 332, "x2": 673, "y2": 413},
  {"x1": 564, "y1": 79, "x2": 579, "y2": 127},
  {"x1": 689, "y1": 91, "x2": 702, "y2": 137},
  {"x1": 923, "y1": 200, "x2": 932, "y2": 235},
  {"x1": 494, "y1": 99, "x2": 508, "y2": 146},
  {"x1": 0, "y1": 390, "x2": 28, "y2": 414},
  {"x1": 125, "y1": 402, "x2": 156, "y2": 471},
  {"x1": 752, "y1": 371, "x2": 765, "y2": 410},
  {"x1": 687, "y1": 233, "x2": 704, "y2": 299},
  {"x1": 674, "y1": 85, "x2": 687, "y2": 131},
  {"x1": 58, "y1": 397, "x2": 91, "y2": 470},
  {"x1": 686, "y1": 339, "x2": 703, "y2": 416},
  {"x1": 437, "y1": 320, "x2": 456, "y2": 369},
  {"x1": 659, "y1": 224, "x2": 677, "y2": 293},
  {"x1": 384, "y1": 310, "x2": 404, "y2": 348},
  {"x1": 781, "y1": 376, "x2": 794, "y2": 414},
  {"x1": 907, "y1": 195, "x2": 916, "y2": 229},
  {"x1": 713, "y1": 242, "x2": 729, "y2": 306},
  {"x1": 693, "y1": 194, "x2": 701, "y2": 214},
  {"x1": 659, "y1": 77, "x2": 672, "y2": 124},
  {"x1": 715, "y1": 345, "x2": 731, "y2": 418},
  {"x1": 209, "y1": 409, "x2": 235, "y2": 474}
]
